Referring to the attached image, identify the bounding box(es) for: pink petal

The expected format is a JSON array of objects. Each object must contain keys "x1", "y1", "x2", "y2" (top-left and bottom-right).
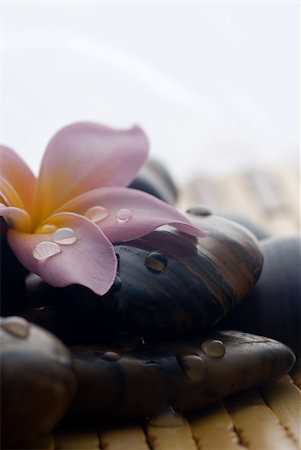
[
  {"x1": 0, "y1": 175, "x2": 24, "y2": 209},
  {"x1": 0, "y1": 204, "x2": 31, "y2": 232},
  {"x1": 0, "y1": 145, "x2": 36, "y2": 213},
  {"x1": 8, "y1": 213, "x2": 118, "y2": 295},
  {"x1": 34, "y1": 122, "x2": 149, "y2": 225},
  {"x1": 58, "y1": 187, "x2": 206, "y2": 242}
]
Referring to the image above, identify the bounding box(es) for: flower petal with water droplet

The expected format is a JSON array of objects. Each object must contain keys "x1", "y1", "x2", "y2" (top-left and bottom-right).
[
  {"x1": 8, "y1": 213, "x2": 117, "y2": 295},
  {"x1": 116, "y1": 208, "x2": 132, "y2": 223},
  {"x1": 33, "y1": 123, "x2": 149, "y2": 225},
  {"x1": 33, "y1": 241, "x2": 62, "y2": 260},
  {"x1": 52, "y1": 227, "x2": 77, "y2": 245},
  {"x1": 36, "y1": 224, "x2": 57, "y2": 234},
  {"x1": 58, "y1": 187, "x2": 206, "y2": 243},
  {"x1": 85, "y1": 206, "x2": 108, "y2": 223}
]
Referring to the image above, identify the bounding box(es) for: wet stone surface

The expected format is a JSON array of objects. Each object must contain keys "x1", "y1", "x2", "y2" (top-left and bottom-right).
[
  {"x1": 22, "y1": 215, "x2": 264, "y2": 345},
  {"x1": 67, "y1": 331, "x2": 295, "y2": 420},
  {"x1": 0, "y1": 317, "x2": 77, "y2": 449},
  {"x1": 216, "y1": 235, "x2": 301, "y2": 357}
]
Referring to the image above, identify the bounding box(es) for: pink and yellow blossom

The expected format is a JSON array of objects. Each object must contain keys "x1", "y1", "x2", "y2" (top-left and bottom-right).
[{"x1": 0, "y1": 122, "x2": 205, "y2": 295}]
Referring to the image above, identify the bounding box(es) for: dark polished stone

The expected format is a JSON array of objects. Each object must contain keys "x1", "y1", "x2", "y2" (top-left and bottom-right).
[
  {"x1": 0, "y1": 317, "x2": 77, "y2": 449},
  {"x1": 216, "y1": 236, "x2": 301, "y2": 356},
  {"x1": 67, "y1": 331, "x2": 295, "y2": 420},
  {"x1": 0, "y1": 218, "x2": 28, "y2": 316},
  {"x1": 129, "y1": 158, "x2": 178, "y2": 204}
]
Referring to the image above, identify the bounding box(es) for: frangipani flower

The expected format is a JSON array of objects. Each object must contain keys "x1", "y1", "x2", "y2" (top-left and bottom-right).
[{"x1": 0, "y1": 122, "x2": 205, "y2": 295}]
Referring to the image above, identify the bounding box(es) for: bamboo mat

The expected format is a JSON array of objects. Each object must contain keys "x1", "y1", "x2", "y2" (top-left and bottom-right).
[
  {"x1": 178, "y1": 162, "x2": 300, "y2": 236},
  {"x1": 39, "y1": 163, "x2": 301, "y2": 450}
]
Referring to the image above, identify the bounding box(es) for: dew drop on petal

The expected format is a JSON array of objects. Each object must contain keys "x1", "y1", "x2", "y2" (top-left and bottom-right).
[
  {"x1": 202, "y1": 339, "x2": 225, "y2": 358},
  {"x1": 52, "y1": 227, "x2": 77, "y2": 245},
  {"x1": 116, "y1": 208, "x2": 132, "y2": 224},
  {"x1": 145, "y1": 251, "x2": 167, "y2": 272},
  {"x1": 33, "y1": 241, "x2": 62, "y2": 261},
  {"x1": 85, "y1": 206, "x2": 108, "y2": 223},
  {"x1": 36, "y1": 224, "x2": 57, "y2": 234}
]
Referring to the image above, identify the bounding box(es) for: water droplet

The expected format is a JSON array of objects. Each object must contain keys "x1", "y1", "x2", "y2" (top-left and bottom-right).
[
  {"x1": 116, "y1": 208, "x2": 132, "y2": 223},
  {"x1": 52, "y1": 227, "x2": 77, "y2": 245},
  {"x1": 202, "y1": 339, "x2": 225, "y2": 358},
  {"x1": 147, "y1": 407, "x2": 185, "y2": 428},
  {"x1": 102, "y1": 351, "x2": 121, "y2": 362},
  {"x1": 85, "y1": 206, "x2": 108, "y2": 223},
  {"x1": 1, "y1": 316, "x2": 30, "y2": 339},
  {"x1": 145, "y1": 251, "x2": 167, "y2": 272},
  {"x1": 33, "y1": 241, "x2": 62, "y2": 261},
  {"x1": 177, "y1": 353, "x2": 205, "y2": 381},
  {"x1": 186, "y1": 205, "x2": 212, "y2": 216},
  {"x1": 36, "y1": 224, "x2": 57, "y2": 234},
  {"x1": 140, "y1": 336, "x2": 146, "y2": 345}
]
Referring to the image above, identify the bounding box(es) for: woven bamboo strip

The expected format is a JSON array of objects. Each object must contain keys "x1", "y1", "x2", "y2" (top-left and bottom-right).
[
  {"x1": 180, "y1": 165, "x2": 299, "y2": 235},
  {"x1": 260, "y1": 376, "x2": 301, "y2": 447},
  {"x1": 53, "y1": 428, "x2": 100, "y2": 449},
  {"x1": 189, "y1": 401, "x2": 246, "y2": 450},
  {"x1": 146, "y1": 416, "x2": 197, "y2": 450},
  {"x1": 100, "y1": 424, "x2": 149, "y2": 450},
  {"x1": 225, "y1": 390, "x2": 298, "y2": 450}
]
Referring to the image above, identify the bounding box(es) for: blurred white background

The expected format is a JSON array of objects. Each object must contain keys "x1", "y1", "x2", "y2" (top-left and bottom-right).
[{"x1": 0, "y1": 1, "x2": 299, "y2": 185}]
